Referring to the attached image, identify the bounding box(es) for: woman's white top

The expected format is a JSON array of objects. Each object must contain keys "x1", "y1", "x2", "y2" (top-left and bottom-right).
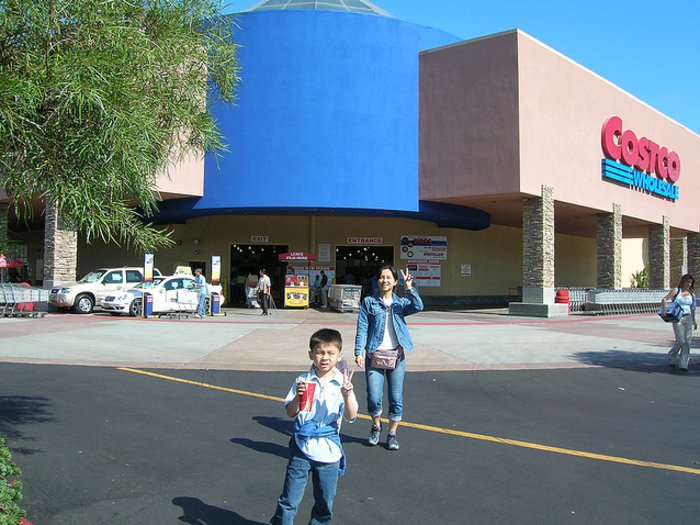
[{"x1": 377, "y1": 297, "x2": 399, "y2": 350}]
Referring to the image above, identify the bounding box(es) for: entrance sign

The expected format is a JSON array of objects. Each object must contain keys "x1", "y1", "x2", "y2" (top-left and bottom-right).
[
  {"x1": 347, "y1": 237, "x2": 382, "y2": 245},
  {"x1": 601, "y1": 116, "x2": 680, "y2": 200}
]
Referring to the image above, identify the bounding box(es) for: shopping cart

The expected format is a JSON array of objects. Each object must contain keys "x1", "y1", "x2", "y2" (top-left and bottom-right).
[{"x1": 0, "y1": 284, "x2": 49, "y2": 317}]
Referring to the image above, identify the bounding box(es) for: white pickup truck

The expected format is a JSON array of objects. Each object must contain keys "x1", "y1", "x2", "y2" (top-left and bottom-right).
[{"x1": 49, "y1": 267, "x2": 162, "y2": 314}]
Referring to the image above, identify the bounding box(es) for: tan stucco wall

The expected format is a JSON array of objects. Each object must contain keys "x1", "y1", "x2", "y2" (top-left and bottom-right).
[
  {"x1": 420, "y1": 29, "x2": 700, "y2": 234},
  {"x1": 517, "y1": 31, "x2": 700, "y2": 230},
  {"x1": 73, "y1": 215, "x2": 529, "y2": 297},
  {"x1": 554, "y1": 234, "x2": 596, "y2": 287},
  {"x1": 156, "y1": 153, "x2": 204, "y2": 198},
  {"x1": 419, "y1": 31, "x2": 521, "y2": 199},
  {"x1": 621, "y1": 238, "x2": 646, "y2": 287}
]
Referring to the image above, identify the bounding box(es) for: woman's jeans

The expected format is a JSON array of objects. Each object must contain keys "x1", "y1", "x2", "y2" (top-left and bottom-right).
[
  {"x1": 365, "y1": 352, "x2": 406, "y2": 422},
  {"x1": 669, "y1": 314, "x2": 694, "y2": 369},
  {"x1": 270, "y1": 441, "x2": 340, "y2": 525}
]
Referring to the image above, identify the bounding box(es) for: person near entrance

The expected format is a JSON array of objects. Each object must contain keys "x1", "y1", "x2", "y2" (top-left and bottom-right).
[
  {"x1": 320, "y1": 270, "x2": 329, "y2": 309},
  {"x1": 193, "y1": 268, "x2": 208, "y2": 318},
  {"x1": 312, "y1": 274, "x2": 321, "y2": 306},
  {"x1": 353, "y1": 265, "x2": 423, "y2": 451},
  {"x1": 245, "y1": 271, "x2": 259, "y2": 308},
  {"x1": 258, "y1": 268, "x2": 272, "y2": 315}
]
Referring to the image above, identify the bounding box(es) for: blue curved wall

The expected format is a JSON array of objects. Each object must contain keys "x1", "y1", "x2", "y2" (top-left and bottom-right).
[{"x1": 180, "y1": 10, "x2": 460, "y2": 213}]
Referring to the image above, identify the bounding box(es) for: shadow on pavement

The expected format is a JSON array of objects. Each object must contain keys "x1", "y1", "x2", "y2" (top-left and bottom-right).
[
  {"x1": 230, "y1": 437, "x2": 289, "y2": 460},
  {"x1": 0, "y1": 395, "x2": 54, "y2": 446},
  {"x1": 173, "y1": 497, "x2": 266, "y2": 525},
  {"x1": 572, "y1": 349, "x2": 694, "y2": 374},
  {"x1": 252, "y1": 416, "x2": 292, "y2": 436}
]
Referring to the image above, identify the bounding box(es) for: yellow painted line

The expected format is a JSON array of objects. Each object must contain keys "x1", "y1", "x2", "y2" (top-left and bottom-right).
[
  {"x1": 118, "y1": 367, "x2": 700, "y2": 477},
  {"x1": 118, "y1": 367, "x2": 285, "y2": 403}
]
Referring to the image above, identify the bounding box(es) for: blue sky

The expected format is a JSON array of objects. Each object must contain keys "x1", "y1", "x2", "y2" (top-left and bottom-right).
[{"x1": 221, "y1": 0, "x2": 700, "y2": 135}]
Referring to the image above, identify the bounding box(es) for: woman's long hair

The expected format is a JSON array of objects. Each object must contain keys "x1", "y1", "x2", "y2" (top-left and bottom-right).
[{"x1": 678, "y1": 274, "x2": 695, "y2": 292}]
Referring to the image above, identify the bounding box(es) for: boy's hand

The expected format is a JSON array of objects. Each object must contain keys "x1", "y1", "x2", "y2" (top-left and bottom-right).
[
  {"x1": 295, "y1": 380, "x2": 307, "y2": 397},
  {"x1": 341, "y1": 369, "x2": 354, "y2": 395}
]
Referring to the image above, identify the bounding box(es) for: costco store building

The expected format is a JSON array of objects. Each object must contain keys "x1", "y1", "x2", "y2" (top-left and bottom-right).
[{"x1": 19, "y1": 0, "x2": 700, "y2": 315}]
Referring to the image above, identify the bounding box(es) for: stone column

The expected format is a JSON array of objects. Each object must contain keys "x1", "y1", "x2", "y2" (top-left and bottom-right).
[
  {"x1": 648, "y1": 216, "x2": 670, "y2": 289},
  {"x1": 687, "y1": 232, "x2": 700, "y2": 279},
  {"x1": 43, "y1": 199, "x2": 78, "y2": 289},
  {"x1": 510, "y1": 185, "x2": 565, "y2": 317},
  {"x1": 596, "y1": 203, "x2": 622, "y2": 289},
  {"x1": 670, "y1": 236, "x2": 688, "y2": 287},
  {"x1": 522, "y1": 185, "x2": 555, "y2": 301}
]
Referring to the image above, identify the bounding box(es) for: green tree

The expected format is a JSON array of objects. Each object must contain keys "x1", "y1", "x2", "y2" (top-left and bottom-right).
[{"x1": 0, "y1": 0, "x2": 240, "y2": 252}]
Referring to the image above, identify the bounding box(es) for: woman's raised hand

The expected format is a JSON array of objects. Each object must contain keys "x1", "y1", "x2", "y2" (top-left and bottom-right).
[{"x1": 400, "y1": 268, "x2": 414, "y2": 289}]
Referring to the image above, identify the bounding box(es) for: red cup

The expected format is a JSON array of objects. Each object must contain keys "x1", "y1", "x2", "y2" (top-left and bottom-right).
[{"x1": 299, "y1": 381, "x2": 317, "y2": 412}]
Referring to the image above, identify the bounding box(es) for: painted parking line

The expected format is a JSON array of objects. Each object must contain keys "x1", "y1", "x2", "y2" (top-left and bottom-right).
[{"x1": 118, "y1": 367, "x2": 700, "y2": 477}]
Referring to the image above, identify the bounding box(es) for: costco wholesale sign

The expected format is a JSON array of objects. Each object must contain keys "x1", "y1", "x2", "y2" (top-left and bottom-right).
[{"x1": 600, "y1": 116, "x2": 680, "y2": 200}]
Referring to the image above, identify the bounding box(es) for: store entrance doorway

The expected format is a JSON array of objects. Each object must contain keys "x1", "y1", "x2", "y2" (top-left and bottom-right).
[
  {"x1": 230, "y1": 244, "x2": 288, "y2": 306},
  {"x1": 335, "y1": 246, "x2": 394, "y2": 296}
]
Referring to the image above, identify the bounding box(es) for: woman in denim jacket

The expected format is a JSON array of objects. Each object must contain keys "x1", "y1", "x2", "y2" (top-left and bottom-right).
[
  {"x1": 354, "y1": 265, "x2": 423, "y2": 450},
  {"x1": 662, "y1": 273, "x2": 697, "y2": 371}
]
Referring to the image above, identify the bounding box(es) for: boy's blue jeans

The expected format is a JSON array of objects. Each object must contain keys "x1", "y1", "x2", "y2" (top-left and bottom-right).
[
  {"x1": 365, "y1": 352, "x2": 406, "y2": 422},
  {"x1": 270, "y1": 441, "x2": 340, "y2": 525}
]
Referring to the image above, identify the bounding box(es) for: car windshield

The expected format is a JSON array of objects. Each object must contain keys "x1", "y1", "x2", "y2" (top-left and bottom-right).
[
  {"x1": 133, "y1": 278, "x2": 165, "y2": 290},
  {"x1": 78, "y1": 270, "x2": 107, "y2": 283}
]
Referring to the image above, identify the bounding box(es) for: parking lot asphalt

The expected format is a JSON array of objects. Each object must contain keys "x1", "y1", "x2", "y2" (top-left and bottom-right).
[{"x1": 2, "y1": 307, "x2": 700, "y2": 524}]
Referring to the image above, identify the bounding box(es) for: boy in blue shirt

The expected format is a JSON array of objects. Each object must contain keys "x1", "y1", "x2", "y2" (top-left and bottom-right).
[{"x1": 270, "y1": 328, "x2": 358, "y2": 525}]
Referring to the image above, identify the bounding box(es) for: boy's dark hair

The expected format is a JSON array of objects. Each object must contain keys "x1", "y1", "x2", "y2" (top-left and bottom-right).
[{"x1": 309, "y1": 328, "x2": 343, "y2": 351}]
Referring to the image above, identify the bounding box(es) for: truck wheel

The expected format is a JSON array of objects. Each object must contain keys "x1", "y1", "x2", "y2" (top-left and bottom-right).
[{"x1": 74, "y1": 294, "x2": 95, "y2": 314}]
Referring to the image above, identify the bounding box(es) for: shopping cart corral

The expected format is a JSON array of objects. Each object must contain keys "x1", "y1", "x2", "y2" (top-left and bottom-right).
[
  {"x1": 583, "y1": 289, "x2": 667, "y2": 315},
  {"x1": 328, "y1": 285, "x2": 362, "y2": 313},
  {"x1": 0, "y1": 284, "x2": 49, "y2": 317}
]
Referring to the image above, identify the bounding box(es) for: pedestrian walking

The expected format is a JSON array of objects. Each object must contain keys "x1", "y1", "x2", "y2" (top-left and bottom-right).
[
  {"x1": 193, "y1": 268, "x2": 208, "y2": 318},
  {"x1": 662, "y1": 273, "x2": 697, "y2": 371},
  {"x1": 258, "y1": 269, "x2": 271, "y2": 315}
]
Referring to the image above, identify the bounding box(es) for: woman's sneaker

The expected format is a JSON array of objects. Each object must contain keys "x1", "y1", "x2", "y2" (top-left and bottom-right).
[
  {"x1": 386, "y1": 434, "x2": 399, "y2": 451},
  {"x1": 368, "y1": 425, "x2": 381, "y2": 446}
]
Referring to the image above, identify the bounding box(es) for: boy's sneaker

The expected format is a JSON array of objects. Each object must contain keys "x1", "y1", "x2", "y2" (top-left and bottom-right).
[
  {"x1": 386, "y1": 434, "x2": 399, "y2": 451},
  {"x1": 368, "y1": 425, "x2": 381, "y2": 446}
]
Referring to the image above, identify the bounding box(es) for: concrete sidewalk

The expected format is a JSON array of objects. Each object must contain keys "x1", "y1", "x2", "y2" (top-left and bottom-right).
[{"x1": 0, "y1": 306, "x2": 683, "y2": 372}]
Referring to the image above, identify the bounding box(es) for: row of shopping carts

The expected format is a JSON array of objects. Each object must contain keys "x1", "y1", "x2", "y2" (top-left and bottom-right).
[
  {"x1": 557, "y1": 287, "x2": 668, "y2": 315},
  {"x1": 0, "y1": 284, "x2": 49, "y2": 317}
]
